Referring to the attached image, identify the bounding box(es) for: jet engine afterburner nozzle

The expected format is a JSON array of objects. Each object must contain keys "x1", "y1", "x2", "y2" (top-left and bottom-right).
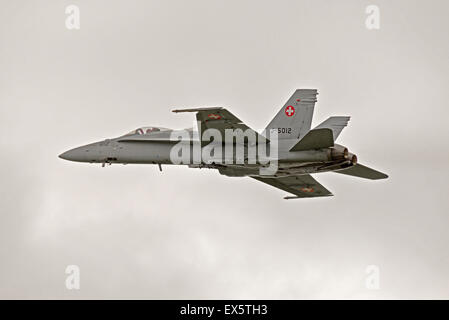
[
  {"x1": 331, "y1": 144, "x2": 349, "y2": 160},
  {"x1": 347, "y1": 153, "x2": 357, "y2": 164}
]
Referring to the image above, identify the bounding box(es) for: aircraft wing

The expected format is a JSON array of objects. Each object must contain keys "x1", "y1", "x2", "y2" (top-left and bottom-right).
[
  {"x1": 172, "y1": 107, "x2": 266, "y2": 143},
  {"x1": 251, "y1": 174, "x2": 333, "y2": 199}
]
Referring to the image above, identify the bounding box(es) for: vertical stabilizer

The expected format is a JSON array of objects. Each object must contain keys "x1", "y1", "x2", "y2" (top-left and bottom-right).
[
  {"x1": 265, "y1": 89, "x2": 317, "y2": 141},
  {"x1": 314, "y1": 116, "x2": 350, "y2": 141}
]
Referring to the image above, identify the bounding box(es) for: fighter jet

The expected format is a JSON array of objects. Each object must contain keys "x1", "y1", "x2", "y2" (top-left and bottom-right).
[{"x1": 59, "y1": 89, "x2": 388, "y2": 199}]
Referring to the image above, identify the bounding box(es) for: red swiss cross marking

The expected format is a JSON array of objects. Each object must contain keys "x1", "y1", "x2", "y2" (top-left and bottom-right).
[
  {"x1": 300, "y1": 187, "x2": 314, "y2": 193},
  {"x1": 285, "y1": 105, "x2": 295, "y2": 117},
  {"x1": 208, "y1": 113, "x2": 222, "y2": 120}
]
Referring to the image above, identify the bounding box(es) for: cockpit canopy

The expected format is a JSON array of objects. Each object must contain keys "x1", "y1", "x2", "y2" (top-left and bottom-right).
[{"x1": 124, "y1": 127, "x2": 172, "y2": 136}]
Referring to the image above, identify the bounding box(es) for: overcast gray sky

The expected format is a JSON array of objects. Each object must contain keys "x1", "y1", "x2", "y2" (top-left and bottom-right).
[{"x1": 1, "y1": 0, "x2": 448, "y2": 299}]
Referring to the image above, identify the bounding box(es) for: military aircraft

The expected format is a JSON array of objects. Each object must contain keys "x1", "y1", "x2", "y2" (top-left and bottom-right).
[{"x1": 59, "y1": 89, "x2": 388, "y2": 199}]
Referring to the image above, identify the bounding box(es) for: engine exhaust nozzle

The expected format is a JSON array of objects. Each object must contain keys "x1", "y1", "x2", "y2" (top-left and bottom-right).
[
  {"x1": 331, "y1": 144, "x2": 348, "y2": 160},
  {"x1": 347, "y1": 152, "x2": 357, "y2": 164}
]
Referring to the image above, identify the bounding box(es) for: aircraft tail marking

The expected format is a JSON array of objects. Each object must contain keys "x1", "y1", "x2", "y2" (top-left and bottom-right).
[{"x1": 265, "y1": 89, "x2": 317, "y2": 141}]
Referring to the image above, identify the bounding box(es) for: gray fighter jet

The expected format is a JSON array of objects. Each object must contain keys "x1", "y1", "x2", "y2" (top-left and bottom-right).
[{"x1": 59, "y1": 89, "x2": 388, "y2": 199}]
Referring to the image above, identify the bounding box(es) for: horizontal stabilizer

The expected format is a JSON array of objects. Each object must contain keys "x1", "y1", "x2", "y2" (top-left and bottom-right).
[
  {"x1": 251, "y1": 174, "x2": 333, "y2": 199},
  {"x1": 289, "y1": 128, "x2": 334, "y2": 151},
  {"x1": 314, "y1": 116, "x2": 350, "y2": 141},
  {"x1": 335, "y1": 163, "x2": 388, "y2": 180}
]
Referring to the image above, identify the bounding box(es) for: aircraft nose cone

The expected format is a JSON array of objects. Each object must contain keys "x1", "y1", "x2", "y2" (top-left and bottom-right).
[
  {"x1": 59, "y1": 147, "x2": 87, "y2": 162},
  {"x1": 58, "y1": 151, "x2": 70, "y2": 160}
]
